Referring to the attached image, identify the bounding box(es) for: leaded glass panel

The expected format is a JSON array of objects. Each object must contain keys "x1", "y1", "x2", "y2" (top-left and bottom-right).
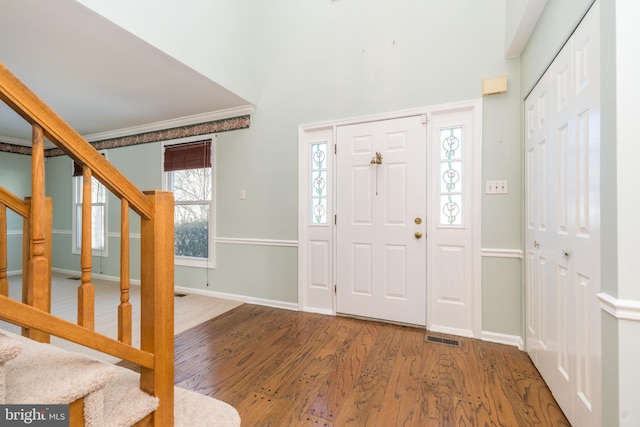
[
  {"x1": 439, "y1": 127, "x2": 463, "y2": 226},
  {"x1": 311, "y1": 142, "x2": 328, "y2": 224}
]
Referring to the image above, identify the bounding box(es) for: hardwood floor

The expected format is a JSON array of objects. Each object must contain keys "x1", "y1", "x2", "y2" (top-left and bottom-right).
[{"x1": 171, "y1": 304, "x2": 569, "y2": 426}]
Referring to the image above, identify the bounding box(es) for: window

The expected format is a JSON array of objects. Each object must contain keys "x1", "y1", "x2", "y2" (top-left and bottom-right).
[
  {"x1": 164, "y1": 137, "x2": 214, "y2": 267},
  {"x1": 310, "y1": 142, "x2": 328, "y2": 225},
  {"x1": 72, "y1": 153, "x2": 108, "y2": 255},
  {"x1": 439, "y1": 127, "x2": 463, "y2": 226}
]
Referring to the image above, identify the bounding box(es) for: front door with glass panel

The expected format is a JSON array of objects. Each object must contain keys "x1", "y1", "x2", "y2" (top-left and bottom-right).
[{"x1": 336, "y1": 115, "x2": 427, "y2": 325}]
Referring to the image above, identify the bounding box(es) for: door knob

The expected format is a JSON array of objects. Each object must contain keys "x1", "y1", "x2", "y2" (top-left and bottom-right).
[
  {"x1": 415, "y1": 232, "x2": 423, "y2": 239},
  {"x1": 533, "y1": 240, "x2": 540, "y2": 248}
]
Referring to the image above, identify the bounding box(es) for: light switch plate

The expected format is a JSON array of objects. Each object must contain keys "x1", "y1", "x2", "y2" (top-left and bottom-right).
[{"x1": 486, "y1": 180, "x2": 508, "y2": 194}]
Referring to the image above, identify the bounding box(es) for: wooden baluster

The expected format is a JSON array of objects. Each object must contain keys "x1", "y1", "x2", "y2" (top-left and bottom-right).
[
  {"x1": 140, "y1": 191, "x2": 174, "y2": 426},
  {"x1": 118, "y1": 199, "x2": 132, "y2": 345},
  {"x1": 24, "y1": 125, "x2": 50, "y2": 343},
  {"x1": 78, "y1": 166, "x2": 95, "y2": 329},
  {"x1": 0, "y1": 202, "x2": 7, "y2": 296}
]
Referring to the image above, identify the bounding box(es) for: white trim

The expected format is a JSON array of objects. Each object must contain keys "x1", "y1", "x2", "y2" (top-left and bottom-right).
[
  {"x1": 0, "y1": 135, "x2": 31, "y2": 146},
  {"x1": 298, "y1": 99, "x2": 483, "y2": 335},
  {"x1": 51, "y1": 268, "x2": 141, "y2": 286},
  {"x1": 299, "y1": 100, "x2": 480, "y2": 131},
  {"x1": 481, "y1": 248, "x2": 524, "y2": 259},
  {"x1": 4, "y1": 229, "x2": 22, "y2": 236},
  {"x1": 107, "y1": 231, "x2": 141, "y2": 239},
  {"x1": 55, "y1": 229, "x2": 142, "y2": 239},
  {"x1": 216, "y1": 237, "x2": 298, "y2": 247},
  {"x1": 598, "y1": 292, "x2": 640, "y2": 321},
  {"x1": 83, "y1": 105, "x2": 255, "y2": 142},
  {"x1": 174, "y1": 285, "x2": 299, "y2": 311},
  {"x1": 50, "y1": 267, "x2": 299, "y2": 311},
  {"x1": 481, "y1": 331, "x2": 525, "y2": 350},
  {"x1": 56, "y1": 230, "x2": 297, "y2": 247}
]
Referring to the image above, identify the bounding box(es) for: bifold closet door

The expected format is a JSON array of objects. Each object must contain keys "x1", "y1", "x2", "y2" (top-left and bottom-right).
[{"x1": 524, "y1": 2, "x2": 601, "y2": 426}]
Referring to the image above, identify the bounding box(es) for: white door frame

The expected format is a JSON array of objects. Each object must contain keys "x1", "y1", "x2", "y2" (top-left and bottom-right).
[{"x1": 298, "y1": 99, "x2": 482, "y2": 337}]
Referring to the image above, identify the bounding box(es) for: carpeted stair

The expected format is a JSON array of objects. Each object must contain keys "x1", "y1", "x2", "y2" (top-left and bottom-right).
[{"x1": 0, "y1": 329, "x2": 240, "y2": 426}]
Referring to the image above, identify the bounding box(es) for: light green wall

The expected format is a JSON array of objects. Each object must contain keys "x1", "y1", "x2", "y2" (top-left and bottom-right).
[
  {"x1": 520, "y1": 0, "x2": 595, "y2": 93},
  {"x1": 482, "y1": 257, "x2": 522, "y2": 336},
  {"x1": 10, "y1": 1, "x2": 524, "y2": 334},
  {"x1": 0, "y1": 151, "x2": 31, "y2": 201},
  {"x1": 0, "y1": 152, "x2": 31, "y2": 271}
]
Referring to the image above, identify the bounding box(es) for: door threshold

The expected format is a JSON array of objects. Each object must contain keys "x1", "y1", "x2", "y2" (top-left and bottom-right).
[{"x1": 336, "y1": 312, "x2": 425, "y2": 329}]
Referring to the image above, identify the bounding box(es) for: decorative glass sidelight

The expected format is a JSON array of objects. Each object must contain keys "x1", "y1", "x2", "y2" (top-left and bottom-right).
[
  {"x1": 439, "y1": 127, "x2": 463, "y2": 226},
  {"x1": 311, "y1": 142, "x2": 328, "y2": 224}
]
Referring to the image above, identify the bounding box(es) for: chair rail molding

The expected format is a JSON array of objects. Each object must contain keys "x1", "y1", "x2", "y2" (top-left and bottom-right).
[{"x1": 598, "y1": 292, "x2": 640, "y2": 321}]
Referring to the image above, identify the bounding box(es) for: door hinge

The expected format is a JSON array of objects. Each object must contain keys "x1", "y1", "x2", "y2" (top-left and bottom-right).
[
  {"x1": 334, "y1": 214, "x2": 337, "y2": 225},
  {"x1": 334, "y1": 144, "x2": 337, "y2": 155},
  {"x1": 334, "y1": 285, "x2": 337, "y2": 294}
]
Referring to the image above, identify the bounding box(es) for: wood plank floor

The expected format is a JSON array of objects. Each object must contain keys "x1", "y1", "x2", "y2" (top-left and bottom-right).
[{"x1": 169, "y1": 304, "x2": 569, "y2": 426}]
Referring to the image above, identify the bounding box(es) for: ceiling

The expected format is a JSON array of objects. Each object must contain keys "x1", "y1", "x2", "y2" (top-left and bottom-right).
[{"x1": 0, "y1": 0, "x2": 251, "y2": 147}]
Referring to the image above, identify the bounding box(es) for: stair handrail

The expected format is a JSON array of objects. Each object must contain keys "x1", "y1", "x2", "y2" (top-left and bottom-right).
[
  {"x1": 0, "y1": 60, "x2": 174, "y2": 426},
  {"x1": 0, "y1": 62, "x2": 152, "y2": 220}
]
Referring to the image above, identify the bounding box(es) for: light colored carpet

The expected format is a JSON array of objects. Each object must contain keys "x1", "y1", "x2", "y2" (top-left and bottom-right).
[
  {"x1": 0, "y1": 272, "x2": 243, "y2": 363},
  {"x1": 2, "y1": 328, "x2": 241, "y2": 426}
]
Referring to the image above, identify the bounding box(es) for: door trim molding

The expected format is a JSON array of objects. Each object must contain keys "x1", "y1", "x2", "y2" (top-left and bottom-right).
[{"x1": 298, "y1": 99, "x2": 482, "y2": 337}]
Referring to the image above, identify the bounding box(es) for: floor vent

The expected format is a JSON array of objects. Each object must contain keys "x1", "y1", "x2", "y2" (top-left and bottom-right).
[
  {"x1": 424, "y1": 335, "x2": 461, "y2": 347},
  {"x1": 174, "y1": 293, "x2": 187, "y2": 298}
]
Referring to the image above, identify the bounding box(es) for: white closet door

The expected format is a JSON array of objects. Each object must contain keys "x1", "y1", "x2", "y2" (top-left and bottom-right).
[{"x1": 524, "y1": 3, "x2": 601, "y2": 426}]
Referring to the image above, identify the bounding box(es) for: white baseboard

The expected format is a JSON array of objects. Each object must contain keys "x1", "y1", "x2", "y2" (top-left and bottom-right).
[
  {"x1": 481, "y1": 331, "x2": 524, "y2": 350},
  {"x1": 175, "y1": 285, "x2": 299, "y2": 312},
  {"x1": 51, "y1": 268, "x2": 142, "y2": 286},
  {"x1": 51, "y1": 267, "x2": 299, "y2": 311}
]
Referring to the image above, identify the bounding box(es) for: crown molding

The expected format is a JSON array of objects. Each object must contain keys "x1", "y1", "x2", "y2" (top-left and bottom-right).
[
  {"x1": 84, "y1": 105, "x2": 255, "y2": 143},
  {"x1": 0, "y1": 105, "x2": 255, "y2": 150}
]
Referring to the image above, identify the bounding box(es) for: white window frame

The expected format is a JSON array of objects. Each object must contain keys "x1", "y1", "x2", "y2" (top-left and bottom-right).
[
  {"x1": 162, "y1": 134, "x2": 216, "y2": 269},
  {"x1": 72, "y1": 150, "x2": 108, "y2": 257}
]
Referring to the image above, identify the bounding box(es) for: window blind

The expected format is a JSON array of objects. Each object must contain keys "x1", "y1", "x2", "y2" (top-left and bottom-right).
[{"x1": 164, "y1": 140, "x2": 212, "y2": 172}]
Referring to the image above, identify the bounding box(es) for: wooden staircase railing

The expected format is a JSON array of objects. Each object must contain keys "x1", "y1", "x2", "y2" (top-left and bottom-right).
[{"x1": 0, "y1": 61, "x2": 174, "y2": 426}]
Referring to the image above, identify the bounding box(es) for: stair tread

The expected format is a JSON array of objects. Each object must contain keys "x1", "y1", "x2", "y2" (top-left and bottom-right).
[
  {"x1": 0, "y1": 328, "x2": 240, "y2": 426},
  {"x1": 101, "y1": 367, "x2": 159, "y2": 427},
  {"x1": 4, "y1": 330, "x2": 115, "y2": 405}
]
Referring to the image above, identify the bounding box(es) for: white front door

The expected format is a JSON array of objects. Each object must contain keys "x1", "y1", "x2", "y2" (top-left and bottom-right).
[{"x1": 336, "y1": 115, "x2": 427, "y2": 325}]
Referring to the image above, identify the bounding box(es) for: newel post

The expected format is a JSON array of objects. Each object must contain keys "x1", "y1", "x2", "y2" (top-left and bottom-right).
[{"x1": 139, "y1": 190, "x2": 174, "y2": 426}]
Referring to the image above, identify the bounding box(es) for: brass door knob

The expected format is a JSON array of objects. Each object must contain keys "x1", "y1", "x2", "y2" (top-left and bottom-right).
[{"x1": 415, "y1": 232, "x2": 423, "y2": 239}]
